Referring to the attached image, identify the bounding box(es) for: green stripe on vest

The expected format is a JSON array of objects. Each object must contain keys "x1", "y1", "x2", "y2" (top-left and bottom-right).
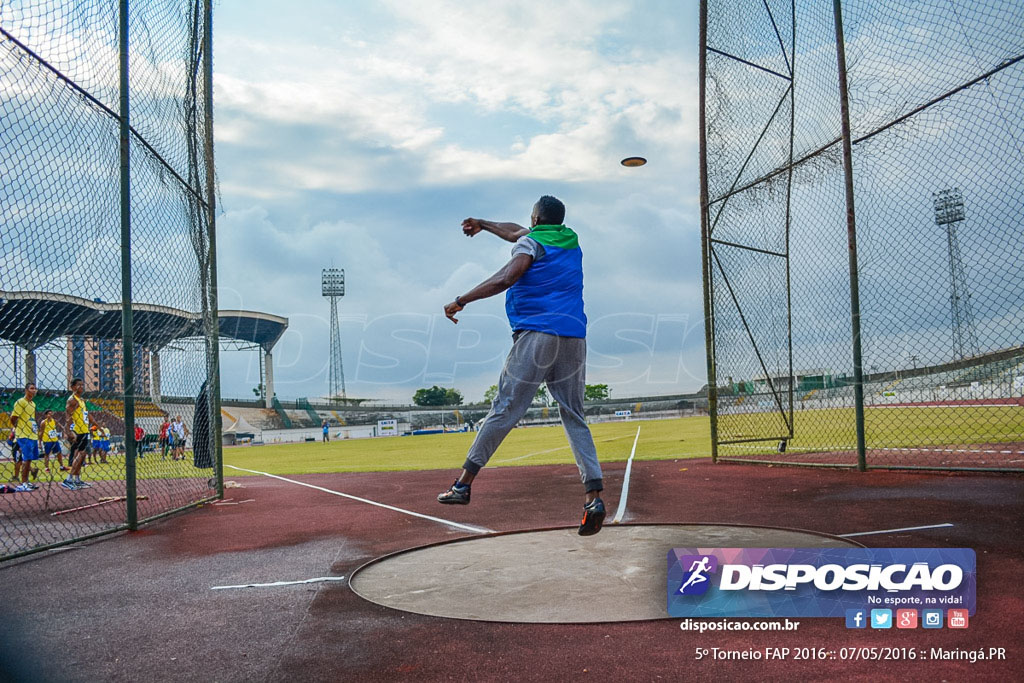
[{"x1": 528, "y1": 224, "x2": 579, "y2": 250}]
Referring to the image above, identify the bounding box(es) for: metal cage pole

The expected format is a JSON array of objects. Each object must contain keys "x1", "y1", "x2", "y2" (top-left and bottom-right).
[
  {"x1": 118, "y1": 0, "x2": 138, "y2": 527},
  {"x1": 204, "y1": 0, "x2": 224, "y2": 498},
  {"x1": 832, "y1": 0, "x2": 867, "y2": 471},
  {"x1": 698, "y1": 0, "x2": 719, "y2": 462},
  {"x1": 784, "y1": 0, "x2": 796, "y2": 441}
]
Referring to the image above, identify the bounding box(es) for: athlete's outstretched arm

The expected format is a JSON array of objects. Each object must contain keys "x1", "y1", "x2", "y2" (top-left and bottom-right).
[
  {"x1": 444, "y1": 253, "x2": 533, "y2": 324},
  {"x1": 462, "y1": 218, "x2": 530, "y2": 242}
]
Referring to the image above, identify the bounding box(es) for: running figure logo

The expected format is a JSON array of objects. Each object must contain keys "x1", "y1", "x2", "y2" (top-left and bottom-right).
[{"x1": 676, "y1": 554, "x2": 718, "y2": 595}]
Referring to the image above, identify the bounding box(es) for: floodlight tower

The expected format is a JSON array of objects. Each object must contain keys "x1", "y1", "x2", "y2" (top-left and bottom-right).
[
  {"x1": 932, "y1": 188, "x2": 980, "y2": 360},
  {"x1": 322, "y1": 268, "x2": 347, "y2": 399}
]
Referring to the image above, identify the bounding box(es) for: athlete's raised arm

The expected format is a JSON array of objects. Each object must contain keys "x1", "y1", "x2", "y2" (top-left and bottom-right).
[{"x1": 461, "y1": 218, "x2": 530, "y2": 243}]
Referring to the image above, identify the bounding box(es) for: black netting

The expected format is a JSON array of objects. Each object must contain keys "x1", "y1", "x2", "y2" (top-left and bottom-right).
[
  {"x1": 1, "y1": 0, "x2": 220, "y2": 559},
  {"x1": 702, "y1": 0, "x2": 1024, "y2": 470}
]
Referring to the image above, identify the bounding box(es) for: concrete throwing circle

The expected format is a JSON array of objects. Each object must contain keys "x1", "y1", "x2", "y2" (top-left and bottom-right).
[{"x1": 349, "y1": 524, "x2": 861, "y2": 623}]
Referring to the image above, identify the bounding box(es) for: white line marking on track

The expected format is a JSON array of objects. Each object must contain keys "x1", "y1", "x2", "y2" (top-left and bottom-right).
[
  {"x1": 611, "y1": 425, "x2": 642, "y2": 524},
  {"x1": 494, "y1": 435, "x2": 632, "y2": 464},
  {"x1": 493, "y1": 444, "x2": 571, "y2": 463},
  {"x1": 839, "y1": 522, "x2": 954, "y2": 538},
  {"x1": 225, "y1": 465, "x2": 494, "y2": 535},
  {"x1": 211, "y1": 576, "x2": 347, "y2": 590}
]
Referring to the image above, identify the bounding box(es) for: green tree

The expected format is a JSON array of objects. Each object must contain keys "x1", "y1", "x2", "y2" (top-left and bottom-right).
[
  {"x1": 483, "y1": 384, "x2": 549, "y2": 405},
  {"x1": 413, "y1": 385, "x2": 463, "y2": 406},
  {"x1": 584, "y1": 383, "x2": 610, "y2": 401}
]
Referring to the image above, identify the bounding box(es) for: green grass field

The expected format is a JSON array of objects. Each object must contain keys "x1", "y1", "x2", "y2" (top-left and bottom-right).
[
  {"x1": 223, "y1": 404, "x2": 1022, "y2": 476},
  {"x1": 224, "y1": 405, "x2": 1024, "y2": 475},
  {"x1": 224, "y1": 417, "x2": 710, "y2": 476},
  {"x1": 2, "y1": 453, "x2": 215, "y2": 485},
  {"x1": 719, "y1": 405, "x2": 1023, "y2": 454},
  {"x1": 7, "y1": 405, "x2": 1016, "y2": 482}
]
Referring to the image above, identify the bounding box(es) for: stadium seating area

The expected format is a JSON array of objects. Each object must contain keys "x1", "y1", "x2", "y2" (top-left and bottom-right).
[
  {"x1": 950, "y1": 354, "x2": 1024, "y2": 387},
  {"x1": 92, "y1": 410, "x2": 125, "y2": 437},
  {"x1": 725, "y1": 351, "x2": 1024, "y2": 415},
  {"x1": 220, "y1": 406, "x2": 284, "y2": 431},
  {"x1": 90, "y1": 397, "x2": 168, "y2": 419}
]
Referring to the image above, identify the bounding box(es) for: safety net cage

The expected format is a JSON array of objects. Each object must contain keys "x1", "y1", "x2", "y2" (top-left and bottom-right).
[
  {"x1": 700, "y1": 0, "x2": 1024, "y2": 471},
  {"x1": 1, "y1": 0, "x2": 222, "y2": 559}
]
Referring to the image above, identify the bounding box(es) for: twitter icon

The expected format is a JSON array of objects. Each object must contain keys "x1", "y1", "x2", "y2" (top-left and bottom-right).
[{"x1": 870, "y1": 609, "x2": 893, "y2": 629}]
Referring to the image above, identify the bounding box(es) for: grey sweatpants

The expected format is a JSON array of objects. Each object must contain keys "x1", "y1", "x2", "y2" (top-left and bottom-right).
[{"x1": 463, "y1": 330, "x2": 603, "y2": 493}]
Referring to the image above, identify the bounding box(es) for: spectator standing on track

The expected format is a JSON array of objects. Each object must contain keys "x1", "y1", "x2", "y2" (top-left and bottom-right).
[
  {"x1": 168, "y1": 417, "x2": 180, "y2": 460},
  {"x1": 10, "y1": 383, "x2": 40, "y2": 492},
  {"x1": 63, "y1": 378, "x2": 95, "y2": 490},
  {"x1": 39, "y1": 410, "x2": 67, "y2": 473},
  {"x1": 99, "y1": 425, "x2": 111, "y2": 464},
  {"x1": 170, "y1": 416, "x2": 188, "y2": 460},
  {"x1": 436, "y1": 196, "x2": 606, "y2": 536},
  {"x1": 322, "y1": 420, "x2": 330, "y2": 443},
  {"x1": 181, "y1": 417, "x2": 190, "y2": 459},
  {"x1": 159, "y1": 417, "x2": 171, "y2": 459},
  {"x1": 89, "y1": 424, "x2": 101, "y2": 465}
]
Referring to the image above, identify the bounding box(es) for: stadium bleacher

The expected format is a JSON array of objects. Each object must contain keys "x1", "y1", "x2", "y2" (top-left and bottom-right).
[
  {"x1": 950, "y1": 354, "x2": 1024, "y2": 387},
  {"x1": 90, "y1": 397, "x2": 168, "y2": 419},
  {"x1": 270, "y1": 397, "x2": 293, "y2": 428},
  {"x1": 296, "y1": 398, "x2": 322, "y2": 426}
]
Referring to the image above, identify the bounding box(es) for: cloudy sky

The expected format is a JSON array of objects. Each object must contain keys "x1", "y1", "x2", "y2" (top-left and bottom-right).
[
  {"x1": 4, "y1": 1, "x2": 1018, "y2": 403},
  {"x1": 212, "y1": 0, "x2": 706, "y2": 403}
]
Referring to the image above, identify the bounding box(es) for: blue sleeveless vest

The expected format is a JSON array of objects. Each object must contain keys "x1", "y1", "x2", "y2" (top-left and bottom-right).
[{"x1": 505, "y1": 225, "x2": 587, "y2": 338}]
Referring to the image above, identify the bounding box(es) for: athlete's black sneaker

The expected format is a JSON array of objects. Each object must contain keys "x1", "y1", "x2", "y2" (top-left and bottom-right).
[
  {"x1": 578, "y1": 497, "x2": 606, "y2": 536},
  {"x1": 437, "y1": 481, "x2": 471, "y2": 505}
]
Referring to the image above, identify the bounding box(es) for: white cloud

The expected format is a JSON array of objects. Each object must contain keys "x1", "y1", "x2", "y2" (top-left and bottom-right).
[
  {"x1": 199, "y1": 1, "x2": 707, "y2": 400},
  {"x1": 212, "y1": 0, "x2": 699, "y2": 196}
]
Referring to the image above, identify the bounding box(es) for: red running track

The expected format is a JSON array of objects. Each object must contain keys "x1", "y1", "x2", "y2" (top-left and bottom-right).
[{"x1": 1, "y1": 458, "x2": 1022, "y2": 682}]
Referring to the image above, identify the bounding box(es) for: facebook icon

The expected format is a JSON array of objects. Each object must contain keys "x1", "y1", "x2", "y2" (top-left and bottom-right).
[{"x1": 846, "y1": 609, "x2": 867, "y2": 629}]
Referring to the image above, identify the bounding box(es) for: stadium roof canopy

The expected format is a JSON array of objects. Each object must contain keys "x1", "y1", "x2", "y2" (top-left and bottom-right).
[{"x1": 0, "y1": 291, "x2": 288, "y2": 351}]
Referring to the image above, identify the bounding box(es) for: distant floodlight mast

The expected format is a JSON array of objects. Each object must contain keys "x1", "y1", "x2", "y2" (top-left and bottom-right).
[
  {"x1": 322, "y1": 268, "x2": 347, "y2": 399},
  {"x1": 322, "y1": 268, "x2": 345, "y2": 297},
  {"x1": 932, "y1": 188, "x2": 979, "y2": 360}
]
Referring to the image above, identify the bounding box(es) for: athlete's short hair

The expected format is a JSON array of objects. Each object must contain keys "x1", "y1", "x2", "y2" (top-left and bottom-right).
[
  {"x1": 71, "y1": 377, "x2": 83, "y2": 389},
  {"x1": 535, "y1": 195, "x2": 565, "y2": 225}
]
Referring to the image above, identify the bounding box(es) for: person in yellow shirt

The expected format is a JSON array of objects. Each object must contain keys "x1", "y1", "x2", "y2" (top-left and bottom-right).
[
  {"x1": 101, "y1": 425, "x2": 111, "y2": 463},
  {"x1": 90, "y1": 424, "x2": 102, "y2": 465},
  {"x1": 63, "y1": 378, "x2": 96, "y2": 490},
  {"x1": 10, "y1": 383, "x2": 40, "y2": 492},
  {"x1": 39, "y1": 409, "x2": 67, "y2": 473}
]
